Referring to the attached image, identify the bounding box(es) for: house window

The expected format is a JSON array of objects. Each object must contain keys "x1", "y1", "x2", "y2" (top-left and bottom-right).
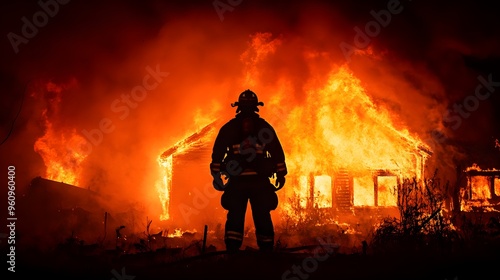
[
  {"x1": 298, "y1": 175, "x2": 332, "y2": 208},
  {"x1": 495, "y1": 177, "x2": 500, "y2": 197},
  {"x1": 353, "y1": 176, "x2": 374, "y2": 206},
  {"x1": 353, "y1": 174, "x2": 398, "y2": 207},
  {"x1": 297, "y1": 176, "x2": 308, "y2": 208},
  {"x1": 470, "y1": 176, "x2": 491, "y2": 200},
  {"x1": 315, "y1": 175, "x2": 332, "y2": 208},
  {"x1": 376, "y1": 176, "x2": 398, "y2": 207}
]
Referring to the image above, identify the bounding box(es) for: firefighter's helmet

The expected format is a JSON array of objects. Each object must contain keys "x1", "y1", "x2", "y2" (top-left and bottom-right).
[{"x1": 231, "y1": 89, "x2": 264, "y2": 112}]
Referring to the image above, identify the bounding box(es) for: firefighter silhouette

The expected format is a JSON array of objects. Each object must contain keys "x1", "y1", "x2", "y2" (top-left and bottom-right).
[{"x1": 210, "y1": 89, "x2": 287, "y2": 252}]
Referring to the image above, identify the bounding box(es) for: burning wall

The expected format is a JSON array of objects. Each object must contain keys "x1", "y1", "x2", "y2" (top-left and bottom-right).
[{"x1": 157, "y1": 120, "x2": 222, "y2": 225}]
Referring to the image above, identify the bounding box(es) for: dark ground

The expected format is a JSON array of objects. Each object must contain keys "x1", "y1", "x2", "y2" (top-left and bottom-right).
[{"x1": 9, "y1": 241, "x2": 500, "y2": 280}]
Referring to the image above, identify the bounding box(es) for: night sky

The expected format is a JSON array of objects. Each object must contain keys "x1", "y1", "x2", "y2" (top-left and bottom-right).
[{"x1": 1, "y1": 0, "x2": 500, "y2": 195}]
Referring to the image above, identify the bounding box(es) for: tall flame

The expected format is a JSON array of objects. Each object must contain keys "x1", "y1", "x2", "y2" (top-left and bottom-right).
[
  {"x1": 156, "y1": 155, "x2": 173, "y2": 221},
  {"x1": 33, "y1": 80, "x2": 89, "y2": 186},
  {"x1": 154, "y1": 32, "x2": 433, "y2": 223},
  {"x1": 34, "y1": 126, "x2": 89, "y2": 186},
  {"x1": 275, "y1": 64, "x2": 430, "y2": 213},
  {"x1": 285, "y1": 65, "x2": 429, "y2": 176}
]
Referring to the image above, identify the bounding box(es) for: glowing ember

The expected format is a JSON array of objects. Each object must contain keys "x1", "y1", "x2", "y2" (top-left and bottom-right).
[
  {"x1": 166, "y1": 228, "x2": 197, "y2": 238},
  {"x1": 167, "y1": 228, "x2": 183, "y2": 238}
]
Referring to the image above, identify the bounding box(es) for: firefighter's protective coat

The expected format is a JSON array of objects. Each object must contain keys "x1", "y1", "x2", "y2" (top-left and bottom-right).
[{"x1": 210, "y1": 102, "x2": 287, "y2": 251}]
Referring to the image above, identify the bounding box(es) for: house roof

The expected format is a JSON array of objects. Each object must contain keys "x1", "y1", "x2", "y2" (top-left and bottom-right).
[{"x1": 160, "y1": 120, "x2": 219, "y2": 159}]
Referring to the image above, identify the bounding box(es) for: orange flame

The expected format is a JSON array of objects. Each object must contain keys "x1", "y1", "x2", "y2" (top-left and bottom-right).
[
  {"x1": 240, "y1": 32, "x2": 281, "y2": 87},
  {"x1": 156, "y1": 32, "x2": 432, "y2": 223},
  {"x1": 284, "y1": 66, "x2": 429, "y2": 175},
  {"x1": 156, "y1": 121, "x2": 218, "y2": 221},
  {"x1": 34, "y1": 126, "x2": 89, "y2": 186},
  {"x1": 461, "y1": 163, "x2": 500, "y2": 212},
  {"x1": 278, "y1": 65, "x2": 430, "y2": 213},
  {"x1": 156, "y1": 154, "x2": 173, "y2": 220},
  {"x1": 33, "y1": 80, "x2": 88, "y2": 186}
]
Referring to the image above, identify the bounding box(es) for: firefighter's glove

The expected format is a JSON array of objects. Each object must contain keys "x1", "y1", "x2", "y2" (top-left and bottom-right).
[
  {"x1": 274, "y1": 175, "x2": 286, "y2": 191},
  {"x1": 211, "y1": 171, "x2": 225, "y2": 191}
]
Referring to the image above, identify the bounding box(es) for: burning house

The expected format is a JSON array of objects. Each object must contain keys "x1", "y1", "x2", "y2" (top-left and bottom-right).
[
  {"x1": 460, "y1": 164, "x2": 500, "y2": 212},
  {"x1": 156, "y1": 65, "x2": 434, "y2": 230},
  {"x1": 20, "y1": 29, "x2": 457, "y2": 243},
  {"x1": 2, "y1": 1, "x2": 500, "y2": 278}
]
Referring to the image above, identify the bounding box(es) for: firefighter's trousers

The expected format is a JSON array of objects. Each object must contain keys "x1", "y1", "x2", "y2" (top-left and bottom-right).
[{"x1": 221, "y1": 175, "x2": 278, "y2": 252}]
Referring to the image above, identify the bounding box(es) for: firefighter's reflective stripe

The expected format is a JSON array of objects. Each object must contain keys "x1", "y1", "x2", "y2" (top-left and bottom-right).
[
  {"x1": 240, "y1": 169, "x2": 258, "y2": 175},
  {"x1": 276, "y1": 162, "x2": 287, "y2": 173},
  {"x1": 225, "y1": 231, "x2": 244, "y2": 241},
  {"x1": 210, "y1": 162, "x2": 221, "y2": 172},
  {"x1": 256, "y1": 234, "x2": 274, "y2": 243},
  {"x1": 231, "y1": 143, "x2": 264, "y2": 154}
]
